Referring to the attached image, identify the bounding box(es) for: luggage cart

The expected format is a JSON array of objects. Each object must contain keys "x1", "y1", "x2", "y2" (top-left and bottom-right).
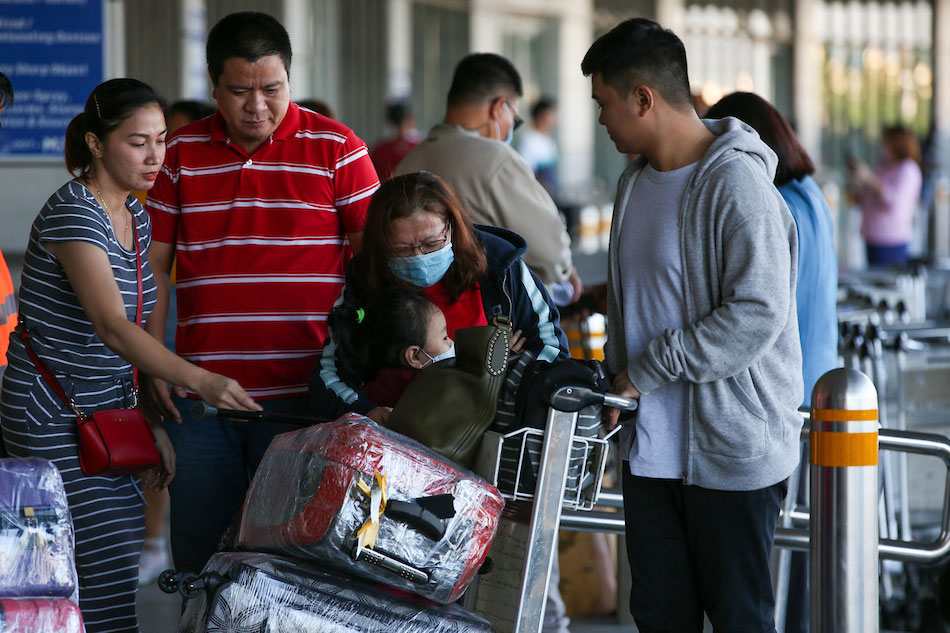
[
  {"x1": 465, "y1": 384, "x2": 637, "y2": 633},
  {"x1": 191, "y1": 389, "x2": 638, "y2": 633}
]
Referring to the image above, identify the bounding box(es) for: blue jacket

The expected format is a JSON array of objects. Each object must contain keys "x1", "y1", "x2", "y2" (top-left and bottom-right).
[
  {"x1": 779, "y1": 176, "x2": 838, "y2": 405},
  {"x1": 309, "y1": 225, "x2": 569, "y2": 420}
]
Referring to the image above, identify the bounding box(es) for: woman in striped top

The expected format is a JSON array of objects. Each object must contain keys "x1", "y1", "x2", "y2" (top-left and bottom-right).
[{"x1": 0, "y1": 79, "x2": 259, "y2": 633}]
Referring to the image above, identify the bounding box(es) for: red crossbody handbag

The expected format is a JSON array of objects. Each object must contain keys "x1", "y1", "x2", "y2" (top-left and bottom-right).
[{"x1": 18, "y1": 217, "x2": 160, "y2": 476}]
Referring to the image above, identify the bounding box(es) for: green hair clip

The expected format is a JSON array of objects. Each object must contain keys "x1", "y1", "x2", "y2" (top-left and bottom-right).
[{"x1": 356, "y1": 308, "x2": 365, "y2": 323}]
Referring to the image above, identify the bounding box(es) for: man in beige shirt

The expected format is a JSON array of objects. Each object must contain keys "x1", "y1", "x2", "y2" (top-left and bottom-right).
[{"x1": 396, "y1": 53, "x2": 581, "y2": 305}]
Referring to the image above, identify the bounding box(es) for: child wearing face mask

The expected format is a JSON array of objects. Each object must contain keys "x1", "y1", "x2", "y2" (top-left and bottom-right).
[{"x1": 327, "y1": 287, "x2": 455, "y2": 413}]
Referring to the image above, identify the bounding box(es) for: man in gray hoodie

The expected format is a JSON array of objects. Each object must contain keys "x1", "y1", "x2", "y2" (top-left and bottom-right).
[{"x1": 582, "y1": 18, "x2": 803, "y2": 632}]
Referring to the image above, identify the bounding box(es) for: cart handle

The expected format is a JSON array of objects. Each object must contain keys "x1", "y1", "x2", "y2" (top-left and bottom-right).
[
  {"x1": 545, "y1": 385, "x2": 638, "y2": 413},
  {"x1": 190, "y1": 401, "x2": 323, "y2": 426}
]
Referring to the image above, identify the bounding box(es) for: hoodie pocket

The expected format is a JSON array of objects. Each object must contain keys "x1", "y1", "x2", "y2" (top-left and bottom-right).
[
  {"x1": 694, "y1": 368, "x2": 770, "y2": 460},
  {"x1": 727, "y1": 367, "x2": 769, "y2": 422}
]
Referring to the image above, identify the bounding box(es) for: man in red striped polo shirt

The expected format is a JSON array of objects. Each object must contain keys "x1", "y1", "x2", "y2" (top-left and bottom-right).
[{"x1": 144, "y1": 11, "x2": 379, "y2": 573}]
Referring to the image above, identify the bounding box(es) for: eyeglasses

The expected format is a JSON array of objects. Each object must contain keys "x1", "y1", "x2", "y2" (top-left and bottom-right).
[
  {"x1": 391, "y1": 224, "x2": 450, "y2": 258},
  {"x1": 505, "y1": 101, "x2": 524, "y2": 132}
]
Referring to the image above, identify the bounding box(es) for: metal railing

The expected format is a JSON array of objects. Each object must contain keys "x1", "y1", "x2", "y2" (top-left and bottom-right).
[{"x1": 561, "y1": 418, "x2": 950, "y2": 566}]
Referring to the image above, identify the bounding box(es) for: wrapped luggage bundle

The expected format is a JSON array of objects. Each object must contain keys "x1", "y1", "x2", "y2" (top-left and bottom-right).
[
  {"x1": 0, "y1": 458, "x2": 77, "y2": 600},
  {"x1": 0, "y1": 598, "x2": 83, "y2": 633},
  {"x1": 237, "y1": 414, "x2": 505, "y2": 604},
  {"x1": 178, "y1": 552, "x2": 495, "y2": 633}
]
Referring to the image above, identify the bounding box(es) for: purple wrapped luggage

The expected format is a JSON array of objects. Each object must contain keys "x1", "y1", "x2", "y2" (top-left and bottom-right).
[
  {"x1": 0, "y1": 458, "x2": 76, "y2": 599},
  {"x1": 177, "y1": 552, "x2": 494, "y2": 633}
]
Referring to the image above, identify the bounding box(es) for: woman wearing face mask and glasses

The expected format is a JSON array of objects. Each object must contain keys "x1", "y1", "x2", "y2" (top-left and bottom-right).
[{"x1": 310, "y1": 170, "x2": 568, "y2": 424}]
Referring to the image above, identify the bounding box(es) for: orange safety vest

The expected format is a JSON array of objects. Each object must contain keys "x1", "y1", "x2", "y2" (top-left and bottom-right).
[{"x1": 0, "y1": 249, "x2": 17, "y2": 368}]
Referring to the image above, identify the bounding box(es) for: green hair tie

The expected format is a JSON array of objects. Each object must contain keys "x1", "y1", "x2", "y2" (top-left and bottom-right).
[{"x1": 356, "y1": 308, "x2": 365, "y2": 323}]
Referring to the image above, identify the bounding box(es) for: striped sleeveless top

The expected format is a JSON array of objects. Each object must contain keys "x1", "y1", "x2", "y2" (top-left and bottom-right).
[{"x1": 9, "y1": 179, "x2": 157, "y2": 380}]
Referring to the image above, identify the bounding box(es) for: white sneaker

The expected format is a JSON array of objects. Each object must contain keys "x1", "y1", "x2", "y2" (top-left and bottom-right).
[{"x1": 138, "y1": 544, "x2": 170, "y2": 586}]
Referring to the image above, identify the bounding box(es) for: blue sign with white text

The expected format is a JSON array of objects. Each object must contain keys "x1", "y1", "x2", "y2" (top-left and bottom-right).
[{"x1": 0, "y1": 0, "x2": 105, "y2": 160}]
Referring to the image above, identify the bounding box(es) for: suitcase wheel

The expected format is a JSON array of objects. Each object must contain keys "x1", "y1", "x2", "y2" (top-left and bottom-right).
[
  {"x1": 180, "y1": 571, "x2": 226, "y2": 600},
  {"x1": 158, "y1": 569, "x2": 183, "y2": 594}
]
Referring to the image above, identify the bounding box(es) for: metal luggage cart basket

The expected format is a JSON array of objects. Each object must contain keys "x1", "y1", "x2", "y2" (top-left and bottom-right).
[
  {"x1": 464, "y1": 384, "x2": 637, "y2": 633},
  {"x1": 474, "y1": 425, "x2": 617, "y2": 511}
]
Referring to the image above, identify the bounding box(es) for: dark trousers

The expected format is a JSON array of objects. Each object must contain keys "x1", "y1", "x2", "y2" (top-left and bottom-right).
[
  {"x1": 866, "y1": 242, "x2": 909, "y2": 267},
  {"x1": 166, "y1": 394, "x2": 306, "y2": 573},
  {"x1": 622, "y1": 465, "x2": 786, "y2": 633}
]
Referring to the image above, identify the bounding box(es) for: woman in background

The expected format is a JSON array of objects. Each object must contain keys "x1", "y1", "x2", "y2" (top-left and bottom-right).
[
  {"x1": 707, "y1": 91, "x2": 839, "y2": 633},
  {"x1": 849, "y1": 124, "x2": 923, "y2": 267}
]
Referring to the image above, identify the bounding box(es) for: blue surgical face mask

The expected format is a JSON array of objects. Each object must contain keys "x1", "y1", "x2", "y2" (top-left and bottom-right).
[
  {"x1": 491, "y1": 118, "x2": 514, "y2": 146},
  {"x1": 389, "y1": 240, "x2": 455, "y2": 288},
  {"x1": 422, "y1": 341, "x2": 456, "y2": 367}
]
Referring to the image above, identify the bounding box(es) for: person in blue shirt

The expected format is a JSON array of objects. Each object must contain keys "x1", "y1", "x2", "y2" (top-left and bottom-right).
[
  {"x1": 706, "y1": 92, "x2": 837, "y2": 403},
  {"x1": 707, "y1": 91, "x2": 838, "y2": 633}
]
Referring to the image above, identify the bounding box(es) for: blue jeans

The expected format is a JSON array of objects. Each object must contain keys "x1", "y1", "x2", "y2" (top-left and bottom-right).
[
  {"x1": 165, "y1": 395, "x2": 308, "y2": 572},
  {"x1": 622, "y1": 466, "x2": 786, "y2": 633},
  {"x1": 866, "y1": 242, "x2": 909, "y2": 268}
]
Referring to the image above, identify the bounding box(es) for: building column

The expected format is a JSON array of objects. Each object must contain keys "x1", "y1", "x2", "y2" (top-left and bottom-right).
[
  {"x1": 793, "y1": 0, "x2": 822, "y2": 164},
  {"x1": 180, "y1": 0, "x2": 208, "y2": 100},
  {"x1": 387, "y1": 0, "x2": 412, "y2": 100},
  {"x1": 106, "y1": 0, "x2": 126, "y2": 79},
  {"x1": 933, "y1": 0, "x2": 950, "y2": 256},
  {"x1": 469, "y1": 0, "x2": 503, "y2": 53},
  {"x1": 654, "y1": 0, "x2": 685, "y2": 34},
  {"x1": 284, "y1": 0, "x2": 312, "y2": 101},
  {"x1": 558, "y1": 1, "x2": 595, "y2": 192}
]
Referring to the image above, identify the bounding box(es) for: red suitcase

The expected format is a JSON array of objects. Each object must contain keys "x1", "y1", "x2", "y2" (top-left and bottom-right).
[
  {"x1": 0, "y1": 598, "x2": 83, "y2": 633},
  {"x1": 237, "y1": 414, "x2": 504, "y2": 604}
]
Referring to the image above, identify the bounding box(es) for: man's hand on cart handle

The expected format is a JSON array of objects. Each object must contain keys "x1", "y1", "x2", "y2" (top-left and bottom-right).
[{"x1": 605, "y1": 369, "x2": 641, "y2": 431}]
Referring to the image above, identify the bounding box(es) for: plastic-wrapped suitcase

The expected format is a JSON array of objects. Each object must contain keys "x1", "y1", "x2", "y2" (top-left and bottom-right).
[
  {"x1": 0, "y1": 598, "x2": 83, "y2": 633},
  {"x1": 237, "y1": 414, "x2": 504, "y2": 604},
  {"x1": 178, "y1": 552, "x2": 494, "y2": 633},
  {"x1": 0, "y1": 458, "x2": 76, "y2": 599}
]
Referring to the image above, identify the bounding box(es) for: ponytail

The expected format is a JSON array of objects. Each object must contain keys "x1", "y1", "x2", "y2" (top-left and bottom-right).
[
  {"x1": 64, "y1": 78, "x2": 166, "y2": 176},
  {"x1": 64, "y1": 112, "x2": 92, "y2": 175},
  {"x1": 327, "y1": 304, "x2": 372, "y2": 381}
]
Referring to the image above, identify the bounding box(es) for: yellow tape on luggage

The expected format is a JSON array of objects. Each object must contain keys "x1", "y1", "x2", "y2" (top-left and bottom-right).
[{"x1": 356, "y1": 470, "x2": 387, "y2": 553}]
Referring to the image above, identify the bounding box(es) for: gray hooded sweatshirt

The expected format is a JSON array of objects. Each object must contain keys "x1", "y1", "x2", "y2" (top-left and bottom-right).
[{"x1": 606, "y1": 117, "x2": 804, "y2": 491}]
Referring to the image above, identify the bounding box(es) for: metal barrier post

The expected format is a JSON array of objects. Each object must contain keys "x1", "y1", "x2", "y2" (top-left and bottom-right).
[{"x1": 810, "y1": 368, "x2": 879, "y2": 633}]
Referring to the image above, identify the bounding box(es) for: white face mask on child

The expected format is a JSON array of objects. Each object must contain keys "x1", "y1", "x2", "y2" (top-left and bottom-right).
[{"x1": 422, "y1": 342, "x2": 456, "y2": 367}]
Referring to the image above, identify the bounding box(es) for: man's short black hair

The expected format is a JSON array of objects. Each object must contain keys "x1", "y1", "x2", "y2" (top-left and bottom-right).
[
  {"x1": 581, "y1": 18, "x2": 692, "y2": 109},
  {"x1": 206, "y1": 12, "x2": 292, "y2": 85},
  {"x1": 531, "y1": 97, "x2": 556, "y2": 122},
  {"x1": 446, "y1": 53, "x2": 522, "y2": 108},
  {"x1": 0, "y1": 72, "x2": 13, "y2": 110}
]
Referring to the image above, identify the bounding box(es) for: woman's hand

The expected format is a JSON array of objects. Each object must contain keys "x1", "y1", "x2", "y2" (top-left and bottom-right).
[
  {"x1": 142, "y1": 375, "x2": 187, "y2": 424},
  {"x1": 195, "y1": 371, "x2": 261, "y2": 412},
  {"x1": 143, "y1": 425, "x2": 175, "y2": 491},
  {"x1": 366, "y1": 406, "x2": 392, "y2": 425},
  {"x1": 510, "y1": 329, "x2": 526, "y2": 353}
]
